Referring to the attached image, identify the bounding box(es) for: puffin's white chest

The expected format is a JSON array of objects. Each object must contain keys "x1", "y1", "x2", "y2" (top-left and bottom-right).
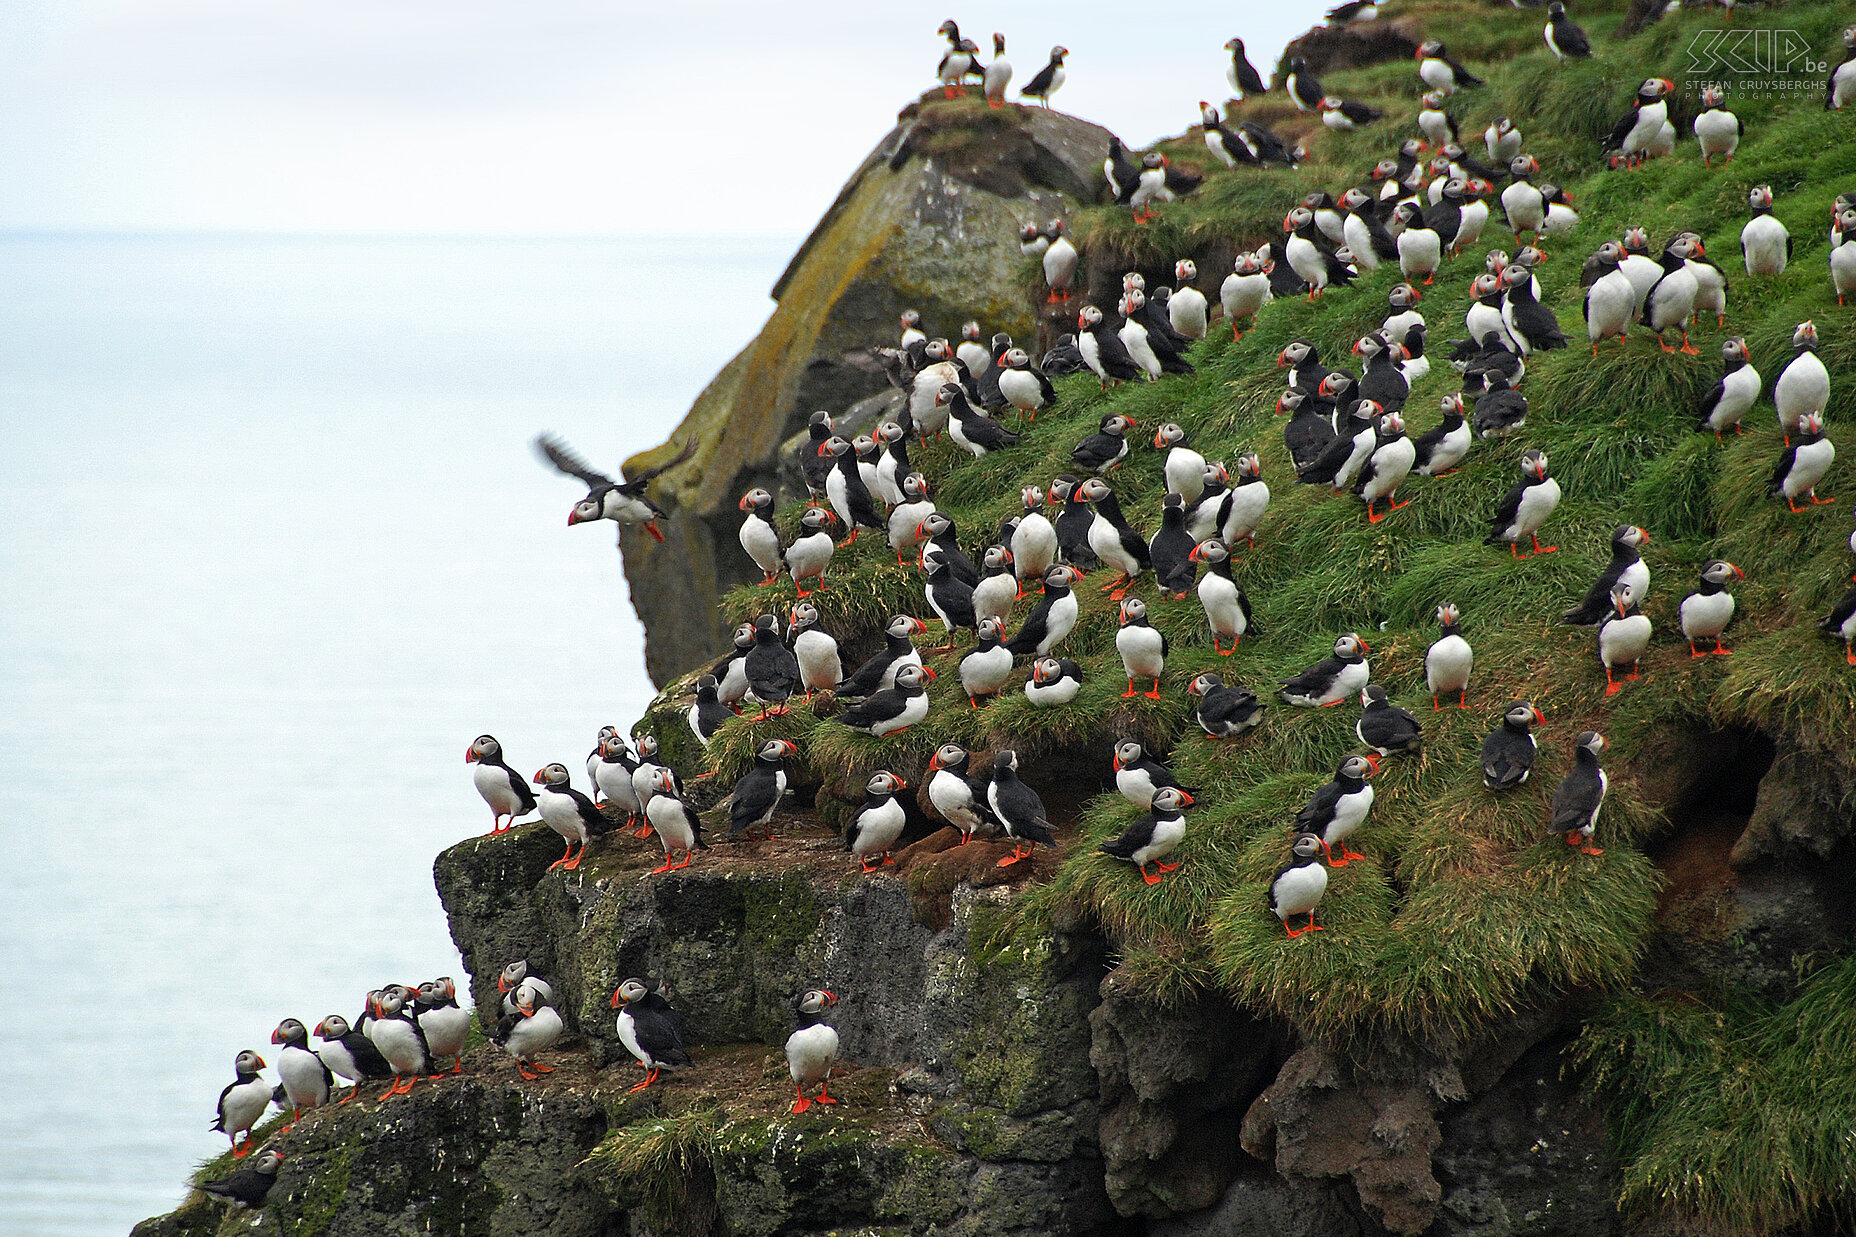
[
  {"x1": 1272, "y1": 863, "x2": 1328, "y2": 918},
  {"x1": 278, "y1": 1045, "x2": 330, "y2": 1105},
  {"x1": 928, "y1": 770, "x2": 984, "y2": 832},
  {"x1": 1513, "y1": 478, "x2": 1561, "y2": 535},
  {"x1": 369, "y1": 1018, "x2": 426, "y2": 1074},
  {"x1": 1426, "y1": 634, "x2": 1473, "y2": 693},
  {"x1": 1116, "y1": 625, "x2": 1166, "y2": 678},
  {"x1": 1599, "y1": 613, "x2": 1654, "y2": 667},
  {"x1": 786, "y1": 1023, "x2": 839, "y2": 1085},
  {"x1": 1012, "y1": 514, "x2": 1058, "y2": 576},
  {"x1": 793, "y1": 629, "x2": 842, "y2": 690},
  {"x1": 537, "y1": 788, "x2": 589, "y2": 843},
  {"x1": 505, "y1": 1006, "x2": 563, "y2": 1060},
  {"x1": 474, "y1": 763, "x2": 525, "y2": 816},
  {"x1": 646, "y1": 796, "x2": 696, "y2": 850},
  {"x1": 1133, "y1": 814, "x2": 1187, "y2": 865},
  {"x1": 1324, "y1": 785, "x2": 1375, "y2": 843},
  {"x1": 850, "y1": 797, "x2": 907, "y2": 855},
  {"x1": 1198, "y1": 573, "x2": 1247, "y2": 639},
  {"x1": 1680, "y1": 591, "x2": 1736, "y2": 639}
]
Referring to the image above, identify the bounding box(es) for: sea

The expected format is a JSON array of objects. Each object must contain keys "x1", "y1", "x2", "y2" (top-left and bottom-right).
[{"x1": 0, "y1": 231, "x2": 796, "y2": 1235}]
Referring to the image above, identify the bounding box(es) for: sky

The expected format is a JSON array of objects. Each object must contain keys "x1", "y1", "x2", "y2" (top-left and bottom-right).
[{"x1": 0, "y1": 0, "x2": 1323, "y2": 238}]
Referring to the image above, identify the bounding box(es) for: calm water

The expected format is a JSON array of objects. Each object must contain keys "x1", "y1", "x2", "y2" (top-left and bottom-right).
[{"x1": 0, "y1": 232, "x2": 792, "y2": 1234}]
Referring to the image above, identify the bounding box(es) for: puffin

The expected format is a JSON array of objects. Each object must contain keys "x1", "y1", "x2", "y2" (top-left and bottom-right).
[
  {"x1": 1320, "y1": 95, "x2": 1384, "y2": 131},
  {"x1": 1026, "y1": 656, "x2": 1084, "y2": 706},
  {"x1": 1770, "y1": 412, "x2": 1836, "y2": 513},
  {"x1": 935, "y1": 25, "x2": 979, "y2": 97},
  {"x1": 1049, "y1": 476, "x2": 1101, "y2": 571},
  {"x1": 835, "y1": 663, "x2": 935, "y2": 736},
  {"x1": 1500, "y1": 155, "x2": 1547, "y2": 249},
  {"x1": 1413, "y1": 394, "x2": 1471, "y2": 477},
  {"x1": 1499, "y1": 263, "x2": 1568, "y2": 358},
  {"x1": 1115, "y1": 597, "x2": 1168, "y2": 698},
  {"x1": 983, "y1": 33, "x2": 1012, "y2": 107},
  {"x1": 1597, "y1": 583, "x2": 1653, "y2": 696},
  {"x1": 1293, "y1": 756, "x2": 1377, "y2": 866},
  {"x1": 1225, "y1": 37, "x2": 1266, "y2": 97},
  {"x1": 1563, "y1": 525, "x2": 1652, "y2": 627},
  {"x1": 852, "y1": 434, "x2": 886, "y2": 507},
  {"x1": 535, "y1": 433, "x2": 696, "y2": 546},
  {"x1": 366, "y1": 988, "x2": 431, "y2": 1100},
  {"x1": 1355, "y1": 411, "x2": 1415, "y2": 523},
  {"x1": 1283, "y1": 206, "x2": 1356, "y2": 299},
  {"x1": 1695, "y1": 88, "x2": 1743, "y2": 167},
  {"x1": 941, "y1": 383, "x2": 1020, "y2": 456},
  {"x1": 313, "y1": 1015, "x2": 392, "y2": 1102},
  {"x1": 1188, "y1": 672, "x2": 1264, "y2": 737},
  {"x1": 585, "y1": 723, "x2": 620, "y2": 798},
  {"x1": 899, "y1": 310, "x2": 925, "y2": 349},
  {"x1": 1465, "y1": 273, "x2": 1517, "y2": 354},
  {"x1": 1006, "y1": 565, "x2": 1082, "y2": 657},
  {"x1": 1271, "y1": 834, "x2": 1330, "y2": 937},
  {"x1": 1200, "y1": 101, "x2": 1259, "y2": 168},
  {"x1": 1118, "y1": 288, "x2": 1190, "y2": 375},
  {"x1": 1424, "y1": 603, "x2": 1474, "y2": 708},
  {"x1": 927, "y1": 743, "x2": 992, "y2": 844},
  {"x1": 997, "y1": 348, "x2": 1057, "y2": 419},
  {"x1": 200, "y1": 1149, "x2": 285, "y2": 1210},
  {"x1": 728, "y1": 738, "x2": 796, "y2": 842},
  {"x1": 1043, "y1": 220, "x2": 1078, "y2": 303},
  {"x1": 1169, "y1": 259, "x2": 1208, "y2": 340},
  {"x1": 1604, "y1": 78, "x2": 1675, "y2": 168},
  {"x1": 611, "y1": 978, "x2": 692, "y2": 1093},
  {"x1": 1277, "y1": 338, "x2": 1332, "y2": 391},
  {"x1": 1612, "y1": 226, "x2": 1663, "y2": 316},
  {"x1": 1831, "y1": 25, "x2": 1856, "y2": 111},
  {"x1": 1679, "y1": 231, "x2": 1728, "y2": 327},
  {"x1": 921, "y1": 542, "x2": 979, "y2": 651},
  {"x1": 1482, "y1": 701, "x2": 1543, "y2": 790},
  {"x1": 1078, "y1": 478, "x2": 1151, "y2": 600},
  {"x1": 1112, "y1": 738, "x2": 1189, "y2": 809},
  {"x1": 687, "y1": 676, "x2": 733, "y2": 744},
  {"x1": 1544, "y1": 1, "x2": 1590, "y2": 59},
  {"x1": 1078, "y1": 304, "x2": 1145, "y2": 387},
  {"x1": 1832, "y1": 208, "x2": 1856, "y2": 304},
  {"x1": 496, "y1": 961, "x2": 556, "y2": 1017},
  {"x1": 987, "y1": 749, "x2": 1054, "y2": 867},
  {"x1": 630, "y1": 733, "x2": 672, "y2": 824},
  {"x1": 1549, "y1": 731, "x2": 1609, "y2": 856},
  {"x1": 1280, "y1": 633, "x2": 1371, "y2": 707},
  {"x1": 871, "y1": 424, "x2": 911, "y2": 505},
  {"x1": 270, "y1": 1019, "x2": 332, "y2": 1130},
  {"x1": 1339, "y1": 188, "x2": 1398, "y2": 273},
  {"x1": 1221, "y1": 252, "x2": 1273, "y2": 339},
  {"x1": 1149, "y1": 422, "x2": 1206, "y2": 505},
  {"x1": 1679, "y1": 560, "x2": 1745, "y2": 657},
  {"x1": 1394, "y1": 200, "x2": 1442, "y2": 286},
  {"x1": 1697, "y1": 337, "x2": 1760, "y2": 439},
  {"x1": 1217, "y1": 453, "x2": 1269, "y2": 549},
  {"x1": 1383, "y1": 283, "x2": 1426, "y2": 347},
  {"x1": 1020, "y1": 45, "x2": 1068, "y2": 106},
  {"x1": 1417, "y1": 90, "x2": 1459, "y2": 148},
  {"x1": 1415, "y1": 39, "x2": 1483, "y2": 93},
  {"x1": 973, "y1": 544, "x2": 1017, "y2": 628},
  {"x1": 737, "y1": 488, "x2": 784, "y2": 586},
  {"x1": 744, "y1": 613, "x2": 801, "y2": 716},
  {"x1": 467, "y1": 734, "x2": 536, "y2": 834},
  {"x1": 820, "y1": 436, "x2": 885, "y2": 544},
  {"x1": 1820, "y1": 574, "x2": 1856, "y2": 664},
  {"x1": 1148, "y1": 497, "x2": 1196, "y2": 599},
  {"x1": 788, "y1": 601, "x2": 843, "y2": 697},
  {"x1": 1583, "y1": 241, "x2": 1637, "y2": 353},
  {"x1": 1301, "y1": 399, "x2": 1384, "y2": 494},
  {"x1": 1019, "y1": 221, "x2": 1049, "y2": 257},
  {"x1": 212, "y1": 1051, "x2": 270, "y2": 1157},
  {"x1": 709, "y1": 622, "x2": 757, "y2": 708},
  {"x1": 1773, "y1": 322, "x2": 1829, "y2": 443},
  {"x1": 1469, "y1": 372, "x2": 1529, "y2": 441},
  {"x1": 847, "y1": 771, "x2": 909, "y2": 871},
  {"x1": 414, "y1": 978, "x2": 471, "y2": 1077},
  {"x1": 1191, "y1": 538, "x2": 1252, "y2": 653},
  {"x1": 1485, "y1": 449, "x2": 1561, "y2": 558},
  {"x1": 959, "y1": 617, "x2": 1016, "y2": 707},
  {"x1": 785, "y1": 990, "x2": 842, "y2": 1113},
  {"x1": 1072, "y1": 414, "x2": 1137, "y2": 475},
  {"x1": 838, "y1": 615, "x2": 926, "y2": 698},
  {"x1": 1100, "y1": 786, "x2": 1193, "y2": 884},
  {"x1": 1355, "y1": 686, "x2": 1423, "y2": 761},
  {"x1": 532, "y1": 763, "x2": 601, "y2": 872},
  {"x1": 886, "y1": 472, "x2": 936, "y2": 567},
  {"x1": 1012, "y1": 486, "x2": 1059, "y2": 586},
  {"x1": 1485, "y1": 116, "x2": 1523, "y2": 165},
  {"x1": 1282, "y1": 389, "x2": 1339, "y2": 475},
  {"x1": 1105, "y1": 136, "x2": 1141, "y2": 204},
  {"x1": 643, "y1": 767, "x2": 707, "y2": 873},
  {"x1": 1284, "y1": 57, "x2": 1324, "y2": 112}
]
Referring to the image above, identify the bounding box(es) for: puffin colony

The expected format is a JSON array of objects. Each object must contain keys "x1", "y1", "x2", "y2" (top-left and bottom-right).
[{"x1": 192, "y1": 6, "x2": 1856, "y2": 1213}]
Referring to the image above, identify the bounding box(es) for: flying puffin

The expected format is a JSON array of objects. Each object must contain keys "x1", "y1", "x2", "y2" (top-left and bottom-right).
[
  {"x1": 313, "y1": 1015, "x2": 392, "y2": 1102},
  {"x1": 1006, "y1": 564, "x2": 1082, "y2": 658},
  {"x1": 1563, "y1": 525, "x2": 1651, "y2": 626},
  {"x1": 643, "y1": 767, "x2": 707, "y2": 873},
  {"x1": 1679, "y1": 560, "x2": 1744, "y2": 657},
  {"x1": 535, "y1": 433, "x2": 696, "y2": 546},
  {"x1": 1774, "y1": 321, "x2": 1829, "y2": 443},
  {"x1": 1412, "y1": 394, "x2": 1471, "y2": 478},
  {"x1": 1695, "y1": 88, "x2": 1743, "y2": 167},
  {"x1": 744, "y1": 613, "x2": 800, "y2": 716},
  {"x1": 838, "y1": 615, "x2": 926, "y2": 698},
  {"x1": 1415, "y1": 39, "x2": 1483, "y2": 93},
  {"x1": 1190, "y1": 538, "x2": 1252, "y2": 653},
  {"x1": 212, "y1": 1051, "x2": 270, "y2": 1157},
  {"x1": 959, "y1": 617, "x2": 1016, "y2": 707},
  {"x1": 927, "y1": 743, "x2": 992, "y2": 843},
  {"x1": 1550, "y1": 731, "x2": 1609, "y2": 856},
  {"x1": 736, "y1": 488, "x2": 783, "y2": 585},
  {"x1": 846, "y1": 771, "x2": 909, "y2": 871},
  {"x1": 1100, "y1": 785, "x2": 1193, "y2": 884},
  {"x1": 269, "y1": 1019, "x2": 332, "y2": 1131},
  {"x1": 785, "y1": 990, "x2": 841, "y2": 1113},
  {"x1": 997, "y1": 348, "x2": 1058, "y2": 419},
  {"x1": 1485, "y1": 449, "x2": 1561, "y2": 558},
  {"x1": 1544, "y1": 2, "x2": 1590, "y2": 59},
  {"x1": 788, "y1": 601, "x2": 842, "y2": 697},
  {"x1": 972, "y1": 544, "x2": 1017, "y2": 628},
  {"x1": 921, "y1": 542, "x2": 979, "y2": 651},
  {"x1": 611, "y1": 978, "x2": 692, "y2": 1093},
  {"x1": 414, "y1": 978, "x2": 471, "y2": 1077},
  {"x1": 1424, "y1": 603, "x2": 1473, "y2": 708},
  {"x1": 200, "y1": 1148, "x2": 285, "y2": 1210},
  {"x1": 835, "y1": 663, "x2": 935, "y2": 736},
  {"x1": 532, "y1": 763, "x2": 601, "y2": 872},
  {"x1": 1043, "y1": 220, "x2": 1078, "y2": 303},
  {"x1": 1188, "y1": 671, "x2": 1264, "y2": 737},
  {"x1": 1026, "y1": 656, "x2": 1084, "y2": 706},
  {"x1": 1020, "y1": 45, "x2": 1068, "y2": 106},
  {"x1": 1597, "y1": 583, "x2": 1653, "y2": 696},
  {"x1": 687, "y1": 676, "x2": 732, "y2": 744},
  {"x1": 366, "y1": 988, "x2": 432, "y2": 1099},
  {"x1": 1115, "y1": 597, "x2": 1168, "y2": 698},
  {"x1": 1294, "y1": 755, "x2": 1377, "y2": 866},
  {"x1": 1225, "y1": 37, "x2": 1266, "y2": 98},
  {"x1": 728, "y1": 738, "x2": 796, "y2": 842},
  {"x1": 1072, "y1": 414, "x2": 1137, "y2": 475},
  {"x1": 467, "y1": 734, "x2": 536, "y2": 834},
  {"x1": 987, "y1": 749, "x2": 1054, "y2": 867},
  {"x1": 984, "y1": 33, "x2": 1012, "y2": 107},
  {"x1": 1281, "y1": 633, "x2": 1371, "y2": 707},
  {"x1": 1112, "y1": 738, "x2": 1189, "y2": 809},
  {"x1": 1355, "y1": 686, "x2": 1423, "y2": 761},
  {"x1": 1271, "y1": 833, "x2": 1329, "y2": 937},
  {"x1": 1284, "y1": 57, "x2": 1323, "y2": 112},
  {"x1": 1476, "y1": 700, "x2": 1542, "y2": 792},
  {"x1": 1770, "y1": 412, "x2": 1837, "y2": 513},
  {"x1": 887, "y1": 473, "x2": 936, "y2": 567}
]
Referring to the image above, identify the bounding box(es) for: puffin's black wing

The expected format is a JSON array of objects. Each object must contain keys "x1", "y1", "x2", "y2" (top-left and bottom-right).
[
  {"x1": 838, "y1": 648, "x2": 898, "y2": 698},
  {"x1": 1603, "y1": 106, "x2": 1637, "y2": 153},
  {"x1": 200, "y1": 1166, "x2": 277, "y2": 1208},
  {"x1": 1484, "y1": 481, "x2": 1528, "y2": 542},
  {"x1": 1281, "y1": 655, "x2": 1342, "y2": 697},
  {"x1": 1556, "y1": 21, "x2": 1591, "y2": 58},
  {"x1": 836, "y1": 687, "x2": 906, "y2": 730},
  {"x1": 635, "y1": 999, "x2": 695, "y2": 1066},
  {"x1": 1481, "y1": 730, "x2": 1532, "y2": 788},
  {"x1": 1293, "y1": 781, "x2": 1343, "y2": 831},
  {"x1": 622, "y1": 437, "x2": 698, "y2": 487},
  {"x1": 342, "y1": 1031, "x2": 395, "y2": 1078},
  {"x1": 1100, "y1": 812, "x2": 1159, "y2": 860},
  {"x1": 1444, "y1": 55, "x2": 1483, "y2": 87},
  {"x1": 534, "y1": 433, "x2": 614, "y2": 488},
  {"x1": 211, "y1": 1082, "x2": 236, "y2": 1130},
  {"x1": 1820, "y1": 583, "x2": 1856, "y2": 634},
  {"x1": 1767, "y1": 446, "x2": 1801, "y2": 495},
  {"x1": 729, "y1": 768, "x2": 781, "y2": 838},
  {"x1": 1022, "y1": 60, "x2": 1058, "y2": 97}
]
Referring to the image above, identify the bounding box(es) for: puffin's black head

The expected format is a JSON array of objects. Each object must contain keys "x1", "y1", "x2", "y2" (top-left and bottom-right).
[
  {"x1": 1359, "y1": 684, "x2": 1390, "y2": 709},
  {"x1": 1077, "y1": 477, "x2": 1111, "y2": 504},
  {"x1": 936, "y1": 20, "x2": 958, "y2": 39},
  {"x1": 1351, "y1": 398, "x2": 1385, "y2": 427},
  {"x1": 1392, "y1": 200, "x2": 1424, "y2": 229},
  {"x1": 467, "y1": 734, "x2": 500, "y2": 764},
  {"x1": 1048, "y1": 474, "x2": 1077, "y2": 502},
  {"x1": 993, "y1": 748, "x2": 1020, "y2": 775},
  {"x1": 314, "y1": 1014, "x2": 350, "y2": 1040},
  {"x1": 1199, "y1": 100, "x2": 1222, "y2": 126},
  {"x1": 1187, "y1": 672, "x2": 1223, "y2": 698},
  {"x1": 732, "y1": 622, "x2": 756, "y2": 650},
  {"x1": 1077, "y1": 304, "x2": 1103, "y2": 330},
  {"x1": 1575, "y1": 731, "x2": 1606, "y2": 758},
  {"x1": 924, "y1": 338, "x2": 951, "y2": 362},
  {"x1": 270, "y1": 1018, "x2": 308, "y2": 1048},
  {"x1": 866, "y1": 770, "x2": 907, "y2": 797},
  {"x1": 650, "y1": 767, "x2": 680, "y2": 797},
  {"x1": 852, "y1": 434, "x2": 881, "y2": 462},
  {"x1": 610, "y1": 977, "x2": 651, "y2": 1009},
  {"x1": 636, "y1": 733, "x2": 659, "y2": 760},
  {"x1": 1152, "y1": 786, "x2": 1194, "y2": 813},
  {"x1": 758, "y1": 738, "x2": 798, "y2": 764},
  {"x1": 1226, "y1": 37, "x2": 1246, "y2": 53},
  {"x1": 928, "y1": 742, "x2": 968, "y2": 772},
  {"x1": 595, "y1": 724, "x2": 619, "y2": 746},
  {"x1": 754, "y1": 614, "x2": 782, "y2": 642},
  {"x1": 917, "y1": 510, "x2": 954, "y2": 542},
  {"x1": 1700, "y1": 560, "x2": 1745, "y2": 588},
  {"x1": 1049, "y1": 45, "x2": 1067, "y2": 63},
  {"x1": 1492, "y1": 115, "x2": 1514, "y2": 133},
  {"x1": 799, "y1": 506, "x2": 835, "y2": 534},
  {"x1": 1339, "y1": 755, "x2": 1375, "y2": 781},
  {"x1": 1112, "y1": 738, "x2": 1146, "y2": 770},
  {"x1": 795, "y1": 989, "x2": 838, "y2": 1016},
  {"x1": 819, "y1": 435, "x2": 851, "y2": 460},
  {"x1": 1613, "y1": 524, "x2": 1650, "y2": 552},
  {"x1": 1289, "y1": 55, "x2": 1307, "y2": 71},
  {"x1": 737, "y1": 487, "x2": 773, "y2": 514},
  {"x1": 808, "y1": 410, "x2": 833, "y2": 435},
  {"x1": 693, "y1": 674, "x2": 718, "y2": 698},
  {"x1": 1638, "y1": 77, "x2": 1674, "y2": 102},
  {"x1": 933, "y1": 382, "x2": 964, "y2": 408},
  {"x1": 1282, "y1": 205, "x2": 1314, "y2": 235},
  {"x1": 1504, "y1": 700, "x2": 1543, "y2": 730},
  {"x1": 532, "y1": 762, "x2": 572, "y2": 789}
]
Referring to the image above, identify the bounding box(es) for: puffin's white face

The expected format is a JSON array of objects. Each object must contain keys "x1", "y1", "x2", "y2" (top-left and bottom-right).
[
  {"x1": 1436, "y1": 603, "x2": 1460, "y2": 627},
  {"x1": 866, "y1": 771, "x2": 906, "y2": 796},
  {"x1": 315, "y1": 1015, "x2": 349, "y2": 1039},
  {"x1": 1578, "y1": 731, "x2": 1607, "y2": 756},
  {"x1": 1119, "y1": 598, "x2": 1148, "y2": 624},
  {"x1": 636, "y1": 735, "x2": 658, "y2": 759},
  {"x1": 1188, "y1": 673, "x2": 1219, "y2": 697},
  {"x1": 759, "y1": 738, "x2": 796, "y2": 763},
  {"x1": 468, "y1": 734, "x2": 500, "y2": 763},
  {"x1": 1701, "y1": 560, "x2": 1743, "y2": 586},
  {"x1": 977, "y1": 617, "x2": 1005, "y2": 642},
  {"x1": 251, "y1": 1150, "x2": 286, "y2": 1173},
  {"x1": 888, "y1": 615, "x2": 926, "y2": 639},
  {"x1": 1340, "y1": 755, "x2": 1374, "y2": 780},
  {"x1": 1045, "y1": 565, "x2": 1078, "y2": 590},
  {"x1": 1152, "y1": 787, "x2": 1193, "y2": 812},
  {"x1": 569, "y1": 497, "x2": 603, "y2": 526},
  {"x1": 1191, "y1": 539, "x2": 1229, "y2": 565},
  {"x1": 1113, "y1": 740, "x2": 1145, "y2": 768},
  {"x1": 614, "y1": 978, "x2": 648, "y2": 1007},
  {"x1": 1505, "y1": 702, "x2": 1540, "y2": 728},
  {"x1": 932, "y1": 742, "x2": 966, "y2": 770},
  {"x1": 534, "y1": 763, "x2": 571, "y2": 788},
  {"x1": 1032, "y1": 658, "x2": 1061, "y2": 684},
  {"x1": 1334, "y1": 633, "x2": 1369, "y2": 658},
  {"x1": 1291, "y1": 833, "x2": 1326, "y2": 861},
  {"x1": 797, "y1": 989, "x2": 837, "y2": 1015},
  {"x1": 651, "y1": 768, "x2": 677, "y2": 795}
]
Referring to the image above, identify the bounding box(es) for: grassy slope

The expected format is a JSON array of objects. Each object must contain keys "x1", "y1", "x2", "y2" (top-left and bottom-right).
[{"x1": 637, "y1": 0, "x2": 1856, "y2": 1226}]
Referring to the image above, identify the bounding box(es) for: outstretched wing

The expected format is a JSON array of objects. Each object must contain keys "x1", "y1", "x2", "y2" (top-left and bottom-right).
[
  {"x1": 623, "y1": 437, "x2": 698, "y2": 486},
  {"x1": 534, "y1": 433, "x2": 615, "y2": 488}
]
